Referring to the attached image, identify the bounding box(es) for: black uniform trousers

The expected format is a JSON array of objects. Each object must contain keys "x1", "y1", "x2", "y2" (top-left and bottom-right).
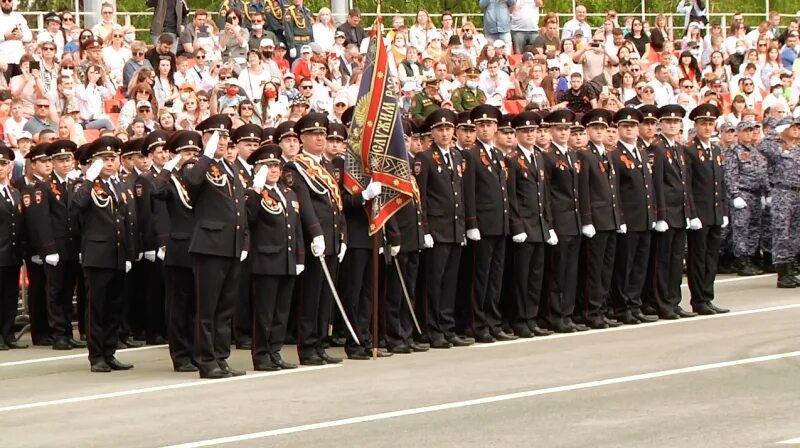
[
  {"x1": 84, "y1": 267, "x2": 124, "y2": 364},
  {"x1": 121, "y1": 260, "x2": 147, "y2": 339},
  {"x1": 577, "y1": 231, "x2": 617, "y2": 322},
  {"x1": 297, "y1": 253, "x2": 336, "y2": 360},
  {"x1": 146, "y1": 260, "x2": 166, "y2": 340},
  {"x1": 384, "y1": 252, "x2": 419, "y2": 349},
  {"x1": 251, "y1": 274, "x2": 295, "y2": 365},
  {"x1": 424, "y1": 243, "x2": 462, "y2": 342},
  {"x1": 455, "y1": 242, "x2": 473, "y2": 336},
  {"x1": 544, "y1": 235, "x2": 580, "y2": 326},
  {"x1": 687, "y1": 225, "x2": 722, "y2": 306},
  {"x1": 76, "y1": 272, "x2": 87, "y2": 336},
  {"x1": 44, "y1": 260, "x2": 80, "y2": 340},
  {"x1": 165, "y1": 266, "x2": 195, "y2": 368},
  {"x1": 610, "y1": 231, "x2": 651, "y2": 314},
  {"x1": 510, "y1": 242, "x2": 545, "y2": 330},
  {"x1": 234, "y1": 258, "x2": 252, "y2": 345},
  {"x1": 0, "y1": 266, "x2": 21, "y2": 344},
  {"x1": 26, "y1": 261, "x2": 50, "y2": 343},
  {"x1": 192, "y1": 254, "x2": 240, "y2": 373},
  {"x1": 340, "y1": 248, "x2": 373, "y2": 354},
  {"x1": 645, "y1": 228, "x2": 687, "y2": 314},
  {"x1": 471, "y1": 235, "x2": 506, "y2": 337}
]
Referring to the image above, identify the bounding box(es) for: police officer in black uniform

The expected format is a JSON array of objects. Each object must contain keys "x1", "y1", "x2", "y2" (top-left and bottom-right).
[
  {"x1": 185, "y1": 114, "x2": 249, "y2": 379},
  {"x1": 685, "y1": 104, "x2": 731, "y2": 315},
  {"x1": 153, "y1": 131, "x2": 201, "y2": 372},
  {"x1": 118, "y1": 138, "x2": 145, "y2": 348},
  {"x1": 576, "y1": 109, "x2": 624, "y2": 329},
  {"x1": 245, "y1": 144, "x2": 303, "y2": 371},
  {"x1": 71, "y1": 137, "x2": 135, "y2": 372},
  {"x1": 0, "y1": 144, "x2": 25, "y2": 350},
  {"x1": 609, "y1": 107, "x2": 659, "y2": 325}
]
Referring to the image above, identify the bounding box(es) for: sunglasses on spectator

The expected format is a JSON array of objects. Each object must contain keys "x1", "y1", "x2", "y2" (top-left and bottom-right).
[
  {"x1": 682, "y1": 84, "x2": 693, "y2": 89},
  {"x1": 133, "y1": 51, "x2": 145, "y2": 56},
  {"x1": 241, "y1": 106, "x2": 253, "y2": 111},
  {"x1": 630, "y1": 68, "x2": 640, "y2": 72},
  {"x1": 36, "y1": 104, "x2": 50, "y2": 108},
  {"x1": 196, "y1": 55, "x2": 205, "y2": 59},
  {"x1": 743, "y1": 82, "x2": 754, "y2": 86},
  {"x1": 113, "y1": 34, "x2": 123, "y2": 38},
  {"x1": 198, "y1": 97, "x2": 209, "y2": 102},
  {"x1": 43, "y1": 46, "x2": 56, "y2": 51},
  {"x1": 63, "y1": 16, "x2": 74, "y2": 22},
  {"x1": 301, "y1": 85, "x2": 313, "y2": 89},
  {"x1": 220, "y1": 76, "x2": 231, "y2": 81}
]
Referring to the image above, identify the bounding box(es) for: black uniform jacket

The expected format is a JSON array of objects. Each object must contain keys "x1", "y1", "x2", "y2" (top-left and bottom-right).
[
  {"x1": 506, "y1": 146, "x2": 552, "y2": 243},
  {"x1": 152, "y1": 167, "x2": 195, "y2": 268},
  {"x1": 577, "y1": 142, "x2": 623, "y2": 232},
  {"x1": 71, "y1": 178, "x2": 134, "y2": 270},
  {"x1": 0, "y1": 185, "x2": 23, "y2": 267},
  {"x1": 463, "y1": 141, "x2": 509, "y2": 236},
  {"x1": 543, "y1": 144, "x2": 581, "y2": 236},
  {"x1": 245, "y1": 185, "x2": 304, "y2": 275},
  {"x1": 610, "y1": 141, "x2": 657, "y2": 232},
  {"x1": 648, "y1": 135, "x2": 696, "y2": 228},
  {"x1": 684, "y1": 136, "x2": 728, "y2": 226},
  {"x1": 413, "y1": 145, "x2": 465, "y2": 244}
]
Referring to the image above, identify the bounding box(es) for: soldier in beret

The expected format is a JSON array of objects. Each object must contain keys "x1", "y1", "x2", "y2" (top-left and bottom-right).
[
  {"x1": 685, "y1": 104, "x2": 730, "y2": 313},
  {"x1": 506, "y1": 111, "x2": 554, "y2": 338},
  {"x1": 0, "y1": 145, "x2": 25, "y2": 350},
  {"x1": 71, "y1": 137, "x2": 135, "y2": 372},
  {"x1": 245, "y1": 144, "x2": 303, "y2": 370},
  {"x1": 152, "y1": 131, "x2": 202, "y2": 372},
  {"x1": 185, "y1": 114, "x2": 250, "y2": 379}
]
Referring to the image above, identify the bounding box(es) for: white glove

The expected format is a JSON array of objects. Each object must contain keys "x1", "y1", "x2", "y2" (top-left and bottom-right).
[
  {"x1": 163, "y1": 154, "x2": 182, "y2": 172},
  {"x1": 651, "y1": 222, "x2": 656, "y2": 230},
  {"x1": 654, "y1": 220, "x2": 669, "y2": 232},
  {"x1": 311, "y1": 235, "x2": 326, "y2": 257},
  {"x1": 78, "y1": 253, "x2": 82, "y2": 263},
  {"x1": 136, "y1": 252, "x2": 143, "y2": 261},
  {"x1": 296, "y1": 264, "x2": 305, "y2": 275},
  {"x1": 86, "y1": 158, "x2": 104, "y2": 181},
  {"x1": 362, "y1": 181, "x2": 382, "y2": 201},
  {"x1": 766, "y1": 196, "x2": 772, "y2": 207},
  {"x1": 722, "y1": 216, "x2": 729, "y2": 228},
  {"x1": 581, "y1": 224, "x2": 596, "y2": 238},
  {"x1": 31, "y1": 255, "x2": 43, "y2": 265},
  {"x1": 617, "y1": 224, "x2": 628, "y2": 234},
  {"x1": 203, "y1": 131, "x2": 220, "y2": 159},
  {"x1": 732, "y1": 197, "x2": 747, "y2": 209},
  {"x1": 289, "y1": 48, "x2": 297, "y2": 58},
  {"x1": 390, "y1": 245, "x2": 400, "y2": 257},
  {"x1": 512, "y1": 232, "x2": 527, "y2": 243},
  {"x1": 157, "y1": 246, "x2": 166, "y2": 260},
  {"x1": 144, "y1": 250, "x2": 156, "y2": 262},
  {"x1": 67, "y1": 169, "x2": 82, "y2": 180},
  {"x1": 45, "y1": 253, "x2": 60, "y2": 266},
  {"x1": 338, "y1": 243, "x2": 347, "y2": 263},
  {"x1": 423, "y1": 234, "x2": 434, "y2": 249},
  {"x1": 689, "y1": 218, "x2": 703, "y2": 230},
  {"x1": 125, "y1": 261, "x2": 132, "y2": 273},
  {"x1": 240, "y1": 250, "x2": 248, "y2": 261},
  {"x1": 466, "y1": 228, "x2": 481, "y2": 241},
  {"x1": 252, "y1": 165, "x2": 268, "y2": 192},
  {"x1": 546, "y1": 229, "x2": 558, "y2": 246},
  {"x1": 461, "y1": 237, "x2": 467, "y2": 246},
  {"x1": 760, "y1": 196, "x2": 766, "y2": 209},
  {"x1": 686, "y1": 218, "x2": 691, "y2": 230}
]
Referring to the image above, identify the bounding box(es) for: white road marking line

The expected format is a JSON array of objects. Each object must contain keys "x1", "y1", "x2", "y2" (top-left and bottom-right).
[
  {"x1": 778, "y1": 437, "x2": 800, "y2": 444},
  {"x1": 163, "y1": 350, "x2": 800, "y2": 448},
  {"x1": 0, "y1": 344, "x2": 165, "y2": 368},
  {"x1": 0, "y1": 364, "x2": 338, "y2": 413},
  {"x1": 470, "y1": 303, "x2": 800, "y2": 349}
]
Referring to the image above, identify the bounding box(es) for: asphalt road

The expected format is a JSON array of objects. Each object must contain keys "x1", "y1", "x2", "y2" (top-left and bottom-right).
[{"x1": 1, "y1": 274, "x2": 799, "y2": 448}]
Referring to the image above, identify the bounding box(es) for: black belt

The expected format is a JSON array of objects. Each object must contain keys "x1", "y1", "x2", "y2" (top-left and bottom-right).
[{"x1": 774, "y1": 184, "x2": 800, "y2": 192}]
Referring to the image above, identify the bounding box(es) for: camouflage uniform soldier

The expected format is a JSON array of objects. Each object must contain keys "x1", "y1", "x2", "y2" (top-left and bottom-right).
[
  {"x1": 757, "y1": 117, "x2": 800, "y2": 288},
  {"x1": 723, "y1": 120, "x2": 769, "y2": 276},
  {"x1": 716, "y1": 121, "x2": 736, "y2": 274},
  {"x1": 451, "y1": 68, "x2": 486, "y2": 113}
]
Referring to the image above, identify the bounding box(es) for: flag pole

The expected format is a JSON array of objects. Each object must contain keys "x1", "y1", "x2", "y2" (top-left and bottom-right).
[{"x1": 371, "y1": 2, "x2": 383, "y2": 360}]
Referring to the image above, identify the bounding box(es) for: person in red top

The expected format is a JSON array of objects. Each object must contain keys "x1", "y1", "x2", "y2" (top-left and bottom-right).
[
  {"x1": 275, "y1": 43, "x2": 291, "y2": 74},
  {"x1": 292, "y1": 45, "x2": 313, "y2": 80}
]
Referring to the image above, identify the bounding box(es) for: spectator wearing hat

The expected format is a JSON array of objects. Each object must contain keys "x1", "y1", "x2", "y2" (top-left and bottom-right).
[
  {"x1": 481, "y1": 0, "x2": 514, "y2": 49},
  {"x1": 36, "y1": 12, "x2": 65, "y2": 60},
  {"x1": 510, "y1": 0, "x2": 542, "y2": 54},
  {"x1": 283, "y1": 0, "x2": 314, "y2": 61},
  {"x1": 291, "y1": 44, "x2": 314, "y2": 80},
  {"x1": 337, "y1": 8, "x2": 365, "y2": 47}
]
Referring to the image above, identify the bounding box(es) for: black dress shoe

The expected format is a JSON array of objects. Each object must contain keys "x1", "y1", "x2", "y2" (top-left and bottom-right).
[
  {"x1": 174, "y1": 363, "x2": 199, "y2": 372},
  {"x1": 632, "y1": 311, "x2": 658, "y2": 323},
  {"x1": 347, "y1": 349, "x2": 371, "y2": 360},
  {"x1": 659, "y1": 312, "x2": 680, "y2": 320},
  {"x1": 430, "y1": 339, "x2": 452, "y2": 349},
  {"x1": 614, "y1": 311, "x2": 640, "y2": 325},
  {"x1": 91, "y1": 361, "x2": 112, "y2": 372},
  {"x1": 52, "y1": 338, "x2": 72, "y2": 350},
  {"x1": 447, "y1": 336, "x2": 474, "y2": 347},
  {"x1": 123, "y1": 337, "x2": 144, "y2": 348},
  {"x1": 300, "y1": 355, "x2": 325, "y2": 365},
  {"x1": 474, "y1": 333, "x2": 496, "y2": 343},
  {"x1": 587, "y1": 319, "x2": 609, "y2": 329},
  {"x1": 603, "y1": 316, "x2": 623, "y2": 327},
  {"x1": 708, "y1": 303, "x2": 729, "y2": 314},
  {"x1": 390, "y1": 344, "x2": 412, "y2": 354},
  {"x1": 375, "y1": 349, "x2": 394, "y2": 357},
  {"x1": 565, "y1": 319, "x2": 590, "y2": 332},
  {"x1": 328, "y1": 336, "x2": 347, "y2": 347},
  {"x1": 675, "y1": 306, "x2": 698, "y2": 318},
  {"x1": 219, "y1": 362, "x2": 245, "y2": 376},
  {"x1": 553, "y1": 322, "x2": 577, "y2": 333},
  {"x1": 7, "y1": 341, "x2": 28, "y2": 349},
  {"x1": 106, "y1": 357, "x2": 134, "y2": 370},
  {"x1": 270, "y1": 353, "x2": 297, "y2": 369},
  {"x1": 236, "y1": 342, "x2": 252, "y2": 350},
  {"x1": 492, "y1": 330, "x2": 519, "y2": 341},
  {"x1": 513, "y1": 325, "x2": 534, "y2": 338},
  {"x1": 693, "y1": 303, "x2": 717, "y2": 315},
  {"x1": 33, "y1": 337, "x2": 54, "y2": 346},
  {"x1": 530, "y1": 325, "x2": 554, "y2": 336},
  {"x1": 200, "y1": 367, "x2": 232, "y2": 379},
  {"x1": 409, "y1": 342, "x2": 430, "y2": 352},
  {"x1": 68, "y1": 338, "x2": 87, "y2": 348},
  {"x1": 0, "y1": 343, "x2": 9, "y2": 351},
  {"x1": 641, "y1": 304, "x2": 658, "y2": 315},
  {"x1": 318, "y1": 351, "x2": 342, "y2": 364},
  {"x1": 254, "y1": 361, "x2": 281, "y2": 371}
]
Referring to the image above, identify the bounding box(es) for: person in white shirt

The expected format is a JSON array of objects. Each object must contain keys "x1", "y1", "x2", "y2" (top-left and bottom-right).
[
  {"x1": 510, "y1": 0, "x2": 542, "y2": 54},
  {"x1": 647, "y1": 65, "x2": 675, "y2": 107},
  {"x1": 479, "y1": 57, "x2": 511, "y2": 98},
  {"x1": 0, "y1": 0, "x2": 32, "y2": 82},
  {"x1": 91, "y1": 2, "x2": 122, "y2": 42},
  {"x1": 35, "y1": 12, "x2": 65, "y2": 59},
  {"x1": 3, "y1": 100, "x2": 27, "y2": 147},
  {"x1": 561, "y1": 5, "x2": 592, "y2": 40},
  {"x1": 75, "y1": 64, "x2": 115, "y2": 129},
  {"x1": 238, "y1": 50, "x2": 270, "y2": 104},
  {"x1": 312, "y1": 7, "x2": 336, "y2": 52},
  {"x1": 102, "y1": 29, "x2": 132, "y2": 87}
]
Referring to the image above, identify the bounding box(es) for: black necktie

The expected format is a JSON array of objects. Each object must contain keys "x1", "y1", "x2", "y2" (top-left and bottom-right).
[{"x1": 444, "y1": 152, "x2": 452, "y2": 170}]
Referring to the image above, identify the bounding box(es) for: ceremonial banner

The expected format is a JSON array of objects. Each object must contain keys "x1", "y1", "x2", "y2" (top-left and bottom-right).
[{"x1": 344, "y1": 15, "x2": 413, "y2": 235}]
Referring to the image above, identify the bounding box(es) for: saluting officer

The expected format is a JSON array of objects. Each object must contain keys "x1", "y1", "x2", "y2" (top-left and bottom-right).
[
  {"x1": 246, "y1": 144, "x2": 303, "y2": 371},
  {"x1": 185, "y1": 114, "x2": 250, "y2": 379},
  {"x1": 283, "y1": 113, "x2": 346, "y2": 365},
  {"x1": 71, "y1": 137, "x2": 135, "y2": 372},
  {"x1": 643, "y1": 105, "x2": 698, "y2": 319},
  {"x1": 608, "y1": 108, "x2": 658, "y2": 325},
  {"x1": 463, "y1": 104, "x2": 512, "y2": 342},
  {"x1": 685, "y1": 104, "x2": 731, "y2": 314},
  {"x1": 0, "y1": 145, "x2": 26, "y2": 350},
  {"x1": 152, "y1": 131, "x2": 201, "y2": 372},
  {"x1": 506, "y1": 111, "x2": 554, "y2": 338},
  {"x1": 575, "y1": 109, "x2": 624, "y2": 329},
  {"x1": 230, "y1": 123, "x2": 260, "y2": 350}
]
